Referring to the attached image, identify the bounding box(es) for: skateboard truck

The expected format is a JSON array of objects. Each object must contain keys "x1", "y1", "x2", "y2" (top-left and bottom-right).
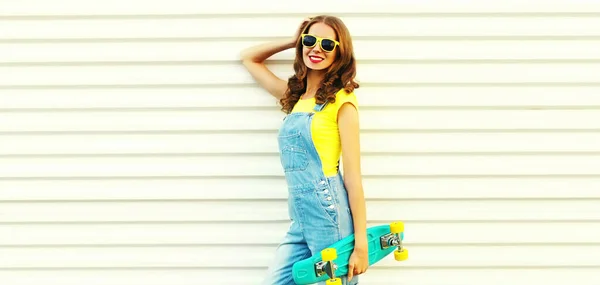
[
  {"x1": 316, "y1": 248, "x2": 342, "y2": 285},
  {"x1": 381, "y1": 221, "x2": 408, "y2": 261},
  {"x1": 315, "y1": 259, "x2": 337, "y2": 277}
]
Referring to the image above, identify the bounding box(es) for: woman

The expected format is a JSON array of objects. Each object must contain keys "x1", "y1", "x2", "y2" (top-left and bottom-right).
[{"x1": 240, "y1": 15, "x2": 368, "y2": 285}]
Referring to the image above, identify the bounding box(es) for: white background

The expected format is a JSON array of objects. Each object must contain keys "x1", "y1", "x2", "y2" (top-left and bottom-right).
[{"x1": 1, "y1": 0, "x2": 600, "y2": 284}]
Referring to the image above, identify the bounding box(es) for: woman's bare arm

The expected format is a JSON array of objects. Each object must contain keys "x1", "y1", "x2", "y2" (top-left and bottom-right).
[
  {"x1": 338, "y1": 101, "x2": 369, "y2": 280},
  {"x1": 240, "y1": 18, "x2": 310, "y2": 99},
  {"x1": 240, "y1": 39, "x2": 295, "y2": 99},
  {"x1": 338, "y1": 102, "x2": 367, "y2": 246}
]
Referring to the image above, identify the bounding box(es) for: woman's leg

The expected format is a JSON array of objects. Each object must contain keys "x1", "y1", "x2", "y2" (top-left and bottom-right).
[{"x1": 262, "y1": 220, "x2": 311, "y2": 285}]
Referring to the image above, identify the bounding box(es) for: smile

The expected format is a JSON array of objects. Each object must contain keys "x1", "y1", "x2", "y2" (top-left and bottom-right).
[{"x1": 309, "y1": 55, "x2": 324, "y2": 63}]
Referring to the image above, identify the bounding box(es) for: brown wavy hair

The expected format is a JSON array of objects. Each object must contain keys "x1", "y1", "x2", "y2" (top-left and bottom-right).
[{"x1": 279, "y1": 15, "x2": 360, "y2": 114}]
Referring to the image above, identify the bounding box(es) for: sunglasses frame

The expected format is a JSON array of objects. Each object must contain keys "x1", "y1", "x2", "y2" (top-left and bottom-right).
[{"x1": 301, "y1": 34, "x2": 340, "y2": 52}]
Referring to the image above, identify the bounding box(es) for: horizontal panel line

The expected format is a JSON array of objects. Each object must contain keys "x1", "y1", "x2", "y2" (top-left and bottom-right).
[
  {"x1": 4, "y1": 82, "x2": 600, "y2": 90},
  {"x1": 2, "y1": 130, "x2": 600, "y2": 136},
  {"x1": 0, "y1": 130, "x2": 279, "y2": 135},
  {"x1": 8, "y1": 84, "x2": 600, "y2": 92},
  {"x1": 4, "y1": 151, "x2": 600, "y2": 158},
  {"x1": 0, "y1": 220, "x2": 595, "y2": 225},
  {"x1": 3, "y1": 12, "x2": 600, "y2": 20},
  {"x1": 4, "y1": 106, "x2": 600, "y2": 112},
  {"x1": 6, "y1": 59, "x2": 600, "y2": 67},
  {"x1": 2, "y1": 197, "x2": 598, "y2": 203},
  {"x1": 1, "y1": 83, "x2": 600, "y2": 91},
  {"x1": 0, "y1": 267, "x2": 595, "y2": 273},
  {"x1": 0, "y1": 83, "x2": 258, "y2": 90},
  {"x1": 0, "y1": 267, "x2": 267, "y2": 271},
  {"x1": 0, "y1": 60, "x2": 284, "y2": 66},
  {"x1": 0, "y1": 220, "x2": 286, "y2": 225},
  {"x1": 2, "y1": 174, "x2": 600, "y2": 181},
  {"x1": 1, "y1": 220, "x2": 599, "y2": 226},
  {"x1": 1, "y1": 264, "x2": 600, "y2": 270},
  {"x1": 2, "y1": 242, "x2": 599, "y2": 248},
  {"x1": 4, "y1": 36, "x2": 600, "y2": 44},
  {"x1": 0, "y1": 106, "x2": 284, "y2": 112}
]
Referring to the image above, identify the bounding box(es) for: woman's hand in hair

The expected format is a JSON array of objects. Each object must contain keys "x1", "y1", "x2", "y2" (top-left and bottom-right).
[{"x1": 292, "y1": 17, "x2": 312, "y2": 45}]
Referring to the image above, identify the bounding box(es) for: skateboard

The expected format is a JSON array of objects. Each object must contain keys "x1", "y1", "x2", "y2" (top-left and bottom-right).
[{"x1": 291, "y1": 221, "x2": 408, "y2": 285}]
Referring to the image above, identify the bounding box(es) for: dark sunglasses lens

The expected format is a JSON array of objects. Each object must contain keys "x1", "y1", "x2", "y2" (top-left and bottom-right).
[
  {"x1": 303, "y1": 36, "x2": 316, "y2": 46},
  {"x1": 321, "y1": 39, "x2": 336, "y2": 51}
]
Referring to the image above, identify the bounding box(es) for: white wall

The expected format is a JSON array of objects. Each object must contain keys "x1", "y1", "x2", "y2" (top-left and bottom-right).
[{"x1": 1, "y1": 0, "x2": 600, "y2": 284}]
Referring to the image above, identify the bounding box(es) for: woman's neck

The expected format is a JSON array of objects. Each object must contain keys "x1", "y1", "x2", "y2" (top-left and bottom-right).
[{"x1": 304, "y1": 70, "x2": 326, "y2": 99}]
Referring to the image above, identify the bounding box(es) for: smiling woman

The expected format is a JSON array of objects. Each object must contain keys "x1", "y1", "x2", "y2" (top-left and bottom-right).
[{"x1": 240, "y1": 15, "x2": 366, "y2": 285}]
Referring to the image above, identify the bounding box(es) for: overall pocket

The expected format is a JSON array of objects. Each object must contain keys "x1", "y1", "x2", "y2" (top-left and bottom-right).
[{"x1": 278, "y1": 132, "x2": 309, "y2": 172}]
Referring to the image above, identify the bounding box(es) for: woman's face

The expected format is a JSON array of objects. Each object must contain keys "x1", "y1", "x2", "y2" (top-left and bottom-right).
[{"x1": 302, "y1": 22, "x2": 338, "y2": 71}]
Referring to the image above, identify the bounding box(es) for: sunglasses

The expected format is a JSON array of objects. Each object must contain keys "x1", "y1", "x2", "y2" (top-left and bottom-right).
[{"x1": 301, "y1": 34, "x2": 339, "y2": 52}]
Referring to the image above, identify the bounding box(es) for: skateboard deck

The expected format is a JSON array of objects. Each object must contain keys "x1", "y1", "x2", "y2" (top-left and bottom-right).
[{"x1": 292, "y1": 221, "x2": 408, "y2": 285}]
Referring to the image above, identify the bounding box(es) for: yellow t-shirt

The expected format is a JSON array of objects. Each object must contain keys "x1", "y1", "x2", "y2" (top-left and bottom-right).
[{"x1": 291, "y1": 89, "x2": 359, "y2": 176}]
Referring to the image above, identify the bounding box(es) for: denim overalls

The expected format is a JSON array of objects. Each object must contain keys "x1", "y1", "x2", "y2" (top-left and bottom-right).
[{"x1": 262, "y1": 102, "x2": 358, "y2": 285}]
